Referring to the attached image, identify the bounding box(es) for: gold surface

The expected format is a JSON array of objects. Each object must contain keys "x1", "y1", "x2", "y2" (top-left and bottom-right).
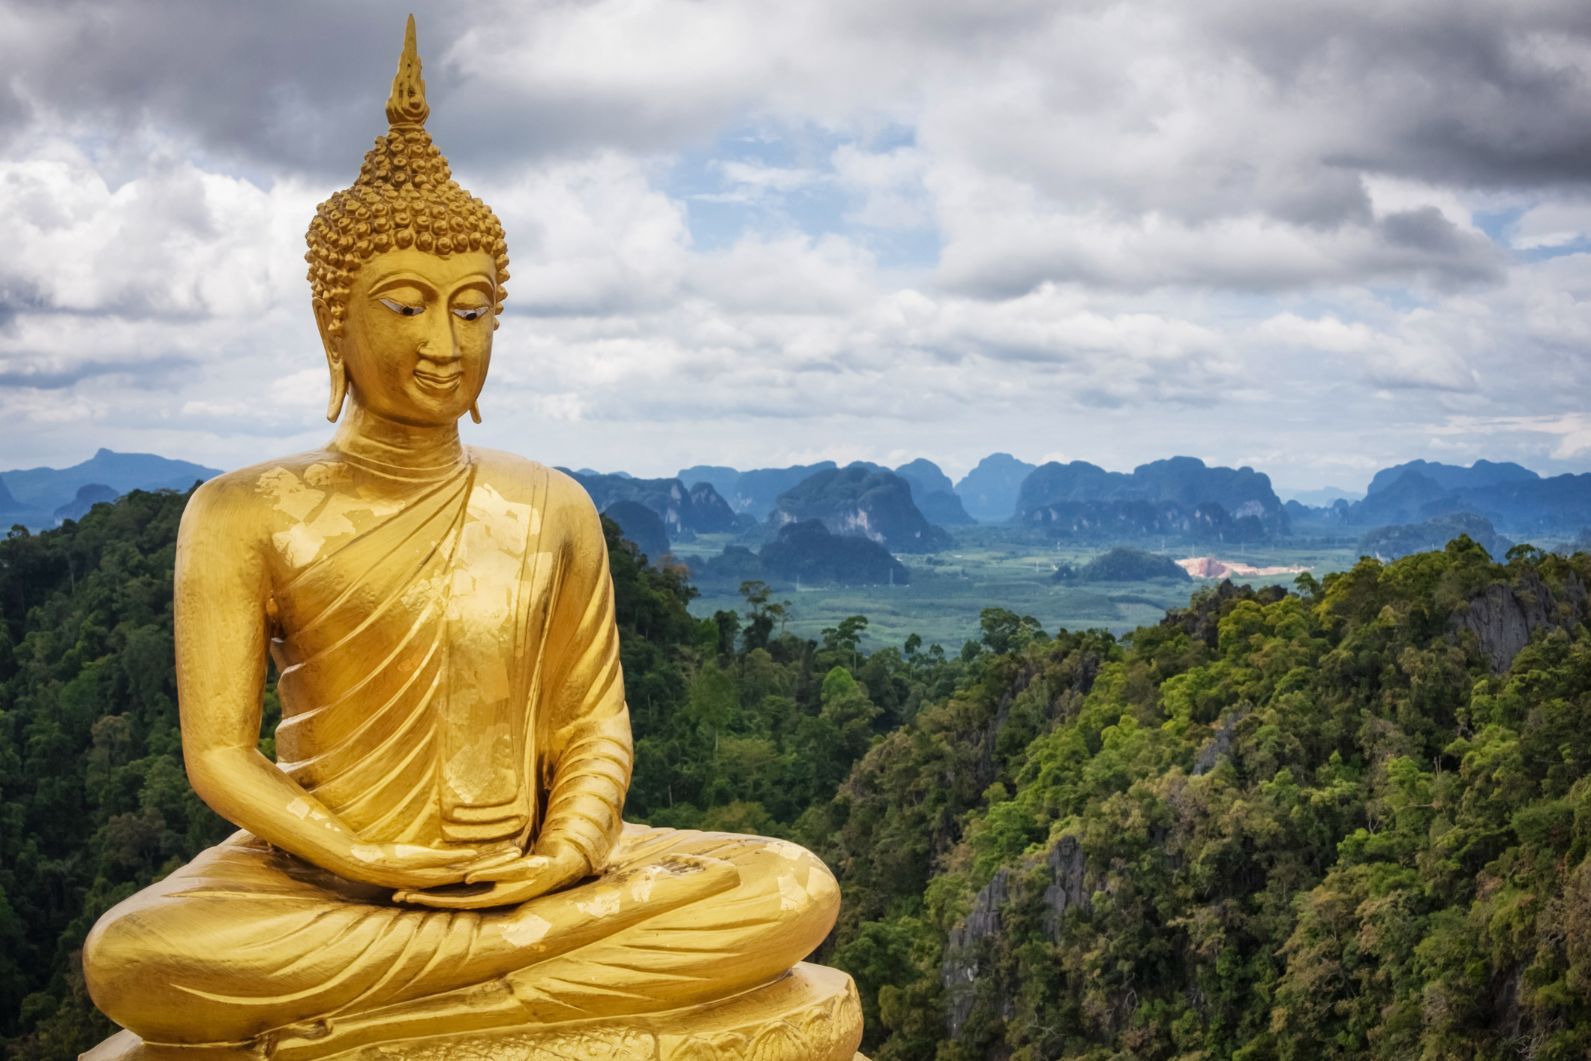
[{"x1": 81, "y1": 16, "x2": 860, "y2": 1059}]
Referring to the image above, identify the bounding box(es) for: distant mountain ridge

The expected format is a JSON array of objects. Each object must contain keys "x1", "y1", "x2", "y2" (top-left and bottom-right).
[
  {"x1": 0, "y1": 449, "x2": 220, "y2": 529},
  {"x1": 1366, "y1": 459, "x2": 1538, "y2": 496},
  {"x1": 15, "y1": 448, "x2": 1591, "y2": 550}
]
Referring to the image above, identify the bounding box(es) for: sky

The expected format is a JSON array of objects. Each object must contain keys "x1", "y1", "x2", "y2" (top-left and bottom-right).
[{"x1": 1, "y1": 0, "x2": 1590, "y2": 496}]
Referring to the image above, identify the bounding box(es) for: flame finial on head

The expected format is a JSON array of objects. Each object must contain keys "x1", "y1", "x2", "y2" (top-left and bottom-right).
[{"x1": 386, "y1": 14, "x2": 429, "y2": 128}]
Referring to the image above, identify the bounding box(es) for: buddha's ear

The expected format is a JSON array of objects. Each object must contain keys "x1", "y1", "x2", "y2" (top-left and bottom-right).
[
  {"x1": 312, "y1": 298, "x2": 348, "y2": 423},
  {"x1": 311, "y1": 298, "x2": 339, "y2": 362}
]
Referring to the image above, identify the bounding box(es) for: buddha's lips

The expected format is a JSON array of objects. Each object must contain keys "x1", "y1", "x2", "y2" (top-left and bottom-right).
[{"x1": 413, "y1": 368, "x2": 462, "y2": 391}]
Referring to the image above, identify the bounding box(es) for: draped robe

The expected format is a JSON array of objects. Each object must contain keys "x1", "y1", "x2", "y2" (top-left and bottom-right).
[{"x1": 83, "y1": 453, "x2": 840, "y2": 1053}]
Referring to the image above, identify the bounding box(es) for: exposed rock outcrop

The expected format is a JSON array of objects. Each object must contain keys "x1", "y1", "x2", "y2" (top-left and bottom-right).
[
  {"x1": 942, "y1": 869, "x2": 1010, "y2": 1037},
  {"x1": 1455, "y1": 567, "x2": 1588, "y2": 673}
]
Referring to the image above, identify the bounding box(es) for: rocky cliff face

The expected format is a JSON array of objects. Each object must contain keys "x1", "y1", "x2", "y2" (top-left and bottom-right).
[
  {"x1": 941, "y1": 835, "x2": 1092, "y2": 1038},
  {"x1": 942, "y1": 867, "x2": 1010, "y2": 1037},
  {"x1": 1454, "y1": 565, "x2": 1589, "y2": 672},
  {"x1": 1023, "y1": 498, "x2": 1274, "y2": 543},
  {"x1": 686, "y1": 482, "x2": 738, "y2": 532}
]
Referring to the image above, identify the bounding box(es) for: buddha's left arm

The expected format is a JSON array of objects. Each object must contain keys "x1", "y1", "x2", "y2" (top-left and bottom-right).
[{"x1": 535, "y1": 488, "x2": 634, "y2": 874}]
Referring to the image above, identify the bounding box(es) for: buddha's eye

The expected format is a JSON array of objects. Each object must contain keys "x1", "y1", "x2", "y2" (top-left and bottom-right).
[
  {"x1": 452, "y1": 305, "x2": 490, "y2": 322},
  {"x1": 378, "y1": 297, "x2": 424, "y2": 317}
]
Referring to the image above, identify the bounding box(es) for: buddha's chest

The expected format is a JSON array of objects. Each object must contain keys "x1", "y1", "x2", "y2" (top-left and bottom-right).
[{"x1": 269, "y1": 473, "x2": 550, "y2": 658}]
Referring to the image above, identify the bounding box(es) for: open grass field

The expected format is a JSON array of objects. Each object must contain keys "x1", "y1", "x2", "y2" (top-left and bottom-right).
[{"x1": 668, "y1": 525, "x2": 1366, "y2": 650}]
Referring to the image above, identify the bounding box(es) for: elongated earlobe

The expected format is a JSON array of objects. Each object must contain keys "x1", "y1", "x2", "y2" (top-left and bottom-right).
[
  {"x1": 326, "y1": 359, "x2": 348, "y2": 422},
  {"x1": 468, "y1": 401, "x2": 482, "y2": 424}
]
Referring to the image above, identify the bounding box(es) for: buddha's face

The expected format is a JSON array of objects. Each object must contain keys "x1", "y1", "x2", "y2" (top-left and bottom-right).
[{"x1": 317, "y1": 246, "x2": 498, "y2": 427}]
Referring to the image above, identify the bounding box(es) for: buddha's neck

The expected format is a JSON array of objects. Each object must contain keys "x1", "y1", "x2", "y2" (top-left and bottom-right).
[{"x1": 332, "y1": 403, "x2": 467, "y2": 479}]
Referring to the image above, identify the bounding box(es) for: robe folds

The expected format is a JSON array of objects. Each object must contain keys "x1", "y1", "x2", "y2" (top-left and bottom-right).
[
  {"x1": 83, "y1": 455, "x2": 840, "y2": 1049},
  {"x1": 270, "y1": 457, "x2": 628, "y2": 859}
]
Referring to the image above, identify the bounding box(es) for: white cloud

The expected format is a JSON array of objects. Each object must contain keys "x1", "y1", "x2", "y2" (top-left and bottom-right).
[
  {"x1": 477, "y1": 153, "x2": 689, "y2": 315},
  {"x1": 0, "y1": 140, "x2": 318, "y2": 318},
  {"x1": 1512, "y1": 201, "x2": 1591, "y2": 250},
  {"x1": 831, "y1": 145, "x2": 930, "y2": 230}
]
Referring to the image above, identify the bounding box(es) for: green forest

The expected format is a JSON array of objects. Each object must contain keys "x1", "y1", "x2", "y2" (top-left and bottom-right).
[{"x1": 4, "y1": 490, "x2": 1591, "y2": 1059}]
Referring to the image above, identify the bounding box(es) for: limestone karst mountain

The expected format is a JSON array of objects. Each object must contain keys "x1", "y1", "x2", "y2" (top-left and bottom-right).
[
  {"x1": 1365, "y1": 458, "x2": 1538, "y2": 496},
  {"x1": 893, "y1": 458, "x2": 974, "y2": 526},
  {"x1": 1353, "y1": 467, "x2": 1591, "y2": 534},
  {"x1": 770, "y1": 466, "x2": 952, "y2": 553},
  {"x1": 1015, "y1": 456, "x2": 1289, "y2": 541},
  {"x1": 601, "y1": 499, "x2": 672, "y2": 561},
  {"x1": 564, "y1": 470, "x2": 737, "y2": 539},
  {"x1": 758, "y1": 520, "x2": 910, "y2": 586},
  {"x1": 677, "y1": 462, "x2": 839, "y2": 521},
  {"x1": 1053, "y1": 546, "x2": 1192, "y2": 583},
  {"x1": 954, "y1": 452, "x2": 1037, "y2": 522},
  {"x1": 1280, "y1": 460, "x2": 1591, "y2": 538},
  {"x1": 51, "y1": 484, "x2": 119, "y2": 524},
  {"x1": 1358, "y1": 512, "x2": 1514, "y2": 561}
]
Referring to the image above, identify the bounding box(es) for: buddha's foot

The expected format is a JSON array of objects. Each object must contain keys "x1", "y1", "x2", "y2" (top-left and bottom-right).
[{"x1": 81, "y1": 961, "x2": 865, "y2": 1060}]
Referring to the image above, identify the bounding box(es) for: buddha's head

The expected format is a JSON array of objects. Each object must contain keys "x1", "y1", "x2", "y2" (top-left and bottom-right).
[{"x1": 306, "y1": 16, "x2": 509, "y2": 427}]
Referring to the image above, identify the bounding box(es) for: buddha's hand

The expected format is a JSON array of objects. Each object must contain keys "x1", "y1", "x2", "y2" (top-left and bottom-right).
[
  {"x1": 342, "y1": 842, "x2": 517, "y2": 891},
  {"x1": 392, "y1": 841, "x2": 588, "y2": 910}
]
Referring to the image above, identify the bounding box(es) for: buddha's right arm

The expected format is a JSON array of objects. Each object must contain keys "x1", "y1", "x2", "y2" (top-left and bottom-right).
[{"x1": 171, "y1": 479, "x2": 481, "y2": 889}]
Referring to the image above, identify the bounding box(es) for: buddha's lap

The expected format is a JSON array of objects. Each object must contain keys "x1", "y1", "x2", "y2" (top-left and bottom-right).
[{"x1": 83, "y1": 823, "x2": 838, "y2": 1044}]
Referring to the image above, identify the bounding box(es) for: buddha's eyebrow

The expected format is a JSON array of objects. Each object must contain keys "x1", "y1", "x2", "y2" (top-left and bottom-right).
[
  {"x1": 367, "y1": 273, "x2": 437, "y2": 297},
  {"x1": 451, "y1": 276, "x2": 496, "y2": 298}
]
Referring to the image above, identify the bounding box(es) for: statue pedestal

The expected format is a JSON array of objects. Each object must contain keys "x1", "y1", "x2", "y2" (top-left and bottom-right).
[{"x1": 84, "y1": 962, "x2": 865, "y2": 1060}]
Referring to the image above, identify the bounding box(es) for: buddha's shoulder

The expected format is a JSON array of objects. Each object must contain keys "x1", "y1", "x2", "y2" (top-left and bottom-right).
[
  {"x1": 181, "y1": 450, "x2": 344, "y2": 524},
  {"x1": 467, "y1": 448, "x2": 598, "y2": 521}
]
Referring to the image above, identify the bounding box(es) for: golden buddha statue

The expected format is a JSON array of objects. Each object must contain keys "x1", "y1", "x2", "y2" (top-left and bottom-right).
[{"x1": 80, "y1": 18, "x2": 863, "y2": 1060}]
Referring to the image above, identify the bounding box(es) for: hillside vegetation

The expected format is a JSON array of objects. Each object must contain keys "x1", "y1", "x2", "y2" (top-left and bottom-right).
[
  {"x1": 4, "y1": 492, "x2": 1591, "y2": 1059},
  {"x1": 813, "y1": 540, "x2": 1591, "y2": 1059}
]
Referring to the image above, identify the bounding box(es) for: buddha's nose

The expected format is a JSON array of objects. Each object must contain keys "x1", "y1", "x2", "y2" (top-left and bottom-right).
[{"x1": 417, "y1": 319, "x2": 461, "y2": 363}]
